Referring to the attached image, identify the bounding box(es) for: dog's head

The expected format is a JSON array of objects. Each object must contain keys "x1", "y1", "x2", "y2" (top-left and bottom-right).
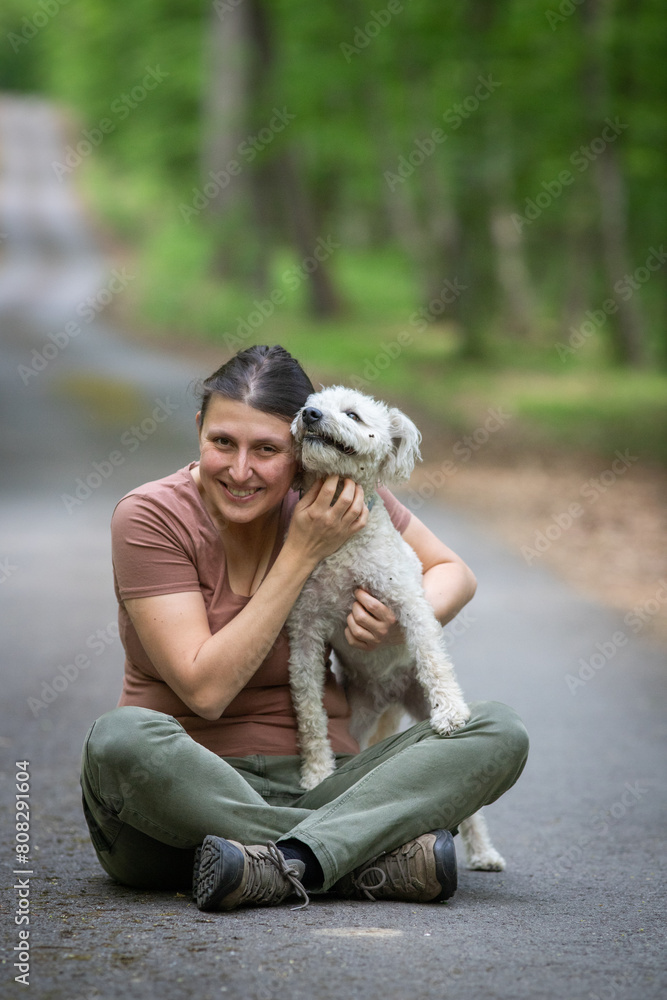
[{"x1": 291, "y1": 386, "x2": 422, "y2": 488}]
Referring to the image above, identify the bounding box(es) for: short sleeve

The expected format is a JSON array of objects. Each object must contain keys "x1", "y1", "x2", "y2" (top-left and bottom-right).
[
  {"x1": 111, "y1": 494, "x2": 202, "y2": 601},
  {"x1": 377, "y1": 486, "x2": 412, "y2": 534}
]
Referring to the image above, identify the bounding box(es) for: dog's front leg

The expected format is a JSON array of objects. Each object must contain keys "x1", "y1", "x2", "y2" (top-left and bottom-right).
[
  {"x1": 401, "y1": 603, "x2": 470, "y2": 735},
  {"x1": 286, "y1": 623, "x2": 337, "y2": 790},
  {"x1": 459, "y1": 812, "x2": 506, "y2": 870}
]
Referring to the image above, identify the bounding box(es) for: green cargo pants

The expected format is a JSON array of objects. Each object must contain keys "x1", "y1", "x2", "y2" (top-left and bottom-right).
[{"x1": 80, "y1": 701, "x2": 528, "y2": 892}]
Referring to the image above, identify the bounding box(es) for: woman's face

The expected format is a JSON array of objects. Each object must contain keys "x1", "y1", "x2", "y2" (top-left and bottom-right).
[{"x1": 196, "y1": 395, "x2": 298, "y2": 527}]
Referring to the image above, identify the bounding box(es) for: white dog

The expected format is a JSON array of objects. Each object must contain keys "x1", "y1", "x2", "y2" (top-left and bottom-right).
[{"x1": 286, "y1": 386, "x2": 505, "y2": 871}]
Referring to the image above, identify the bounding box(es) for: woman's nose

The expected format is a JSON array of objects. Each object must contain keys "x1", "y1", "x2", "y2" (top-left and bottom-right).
[{"x1": 228, "y1": 450, "x2": 253, "y2": 482}]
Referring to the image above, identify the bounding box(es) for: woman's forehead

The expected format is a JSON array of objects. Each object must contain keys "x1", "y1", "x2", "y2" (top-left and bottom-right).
[{"x1": 202, "y1": 396, "x2": 293, "y2": 441}]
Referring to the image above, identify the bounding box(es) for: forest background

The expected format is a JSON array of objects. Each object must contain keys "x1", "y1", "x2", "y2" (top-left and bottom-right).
[
  {"x1": 1, "y1": 0, "x2": 666, "y2": 454},
  {"x1": 1, "y1": 0, "x2": 666, "y2": 628}
]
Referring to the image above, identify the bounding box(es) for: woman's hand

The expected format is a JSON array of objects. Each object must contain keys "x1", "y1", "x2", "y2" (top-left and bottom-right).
[
  {"x1": 344, "y1": 588, "x2": 405, "y2": 650},
  {"x1": 285, "y1": 475, "x2": 368, "y2": 568}
]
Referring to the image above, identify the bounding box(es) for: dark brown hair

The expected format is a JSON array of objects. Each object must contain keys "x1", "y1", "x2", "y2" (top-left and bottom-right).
[{"x1": 197, "y1": 345, "x2": 314, "y2": 426}]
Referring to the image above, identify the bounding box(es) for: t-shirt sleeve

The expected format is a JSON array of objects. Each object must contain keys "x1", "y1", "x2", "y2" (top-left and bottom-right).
[
  {"x1": 377, "y1": 486, "x2": 412, "y2": 534},
  {"x1": 111, "y1": 494, "x2": 202, "y2": 601}
]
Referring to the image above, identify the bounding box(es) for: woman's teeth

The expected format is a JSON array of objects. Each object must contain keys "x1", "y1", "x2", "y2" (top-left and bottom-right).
[{"x1": 225, "y1": 485, "x2": 260, "y2": 497}]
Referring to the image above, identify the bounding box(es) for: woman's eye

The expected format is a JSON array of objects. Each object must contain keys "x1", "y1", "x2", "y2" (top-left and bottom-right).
[{"x1": 346, "y1": 411, "x2": 360, "y2": 422}]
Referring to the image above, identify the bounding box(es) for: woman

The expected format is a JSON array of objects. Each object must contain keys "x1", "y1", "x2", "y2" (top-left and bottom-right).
[{"x1": 80, "y1": 344, "x2": 528, "y2": 911}]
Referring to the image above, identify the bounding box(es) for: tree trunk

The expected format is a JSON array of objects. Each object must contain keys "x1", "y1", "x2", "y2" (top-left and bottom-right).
[
  {"x1": 483, "y1": 112, "x2": 539, "y2": 340},
  {"x1": 489, "y1": 206, "x2": 539, "y2": 340},
  {"x1": 414, "y1": 101, "x2": 463, "y2": 317},
  {"x1": 581, "y1": 0, "x2": 646, "y2": 365},
  {"x1": 277, "y1": 148, "x2": 344, "y2": 318},
  {"x1": 591, "y1": 146, "x2": 645, "y2": 364},
  {"x1": 364, "y1": 70, "x2": 463, "y2": 322},
  {"x1": 452, "y1": 0, "x2": 504, "y2": 359},
  {"x1": 362, "y1": 83, "x2": 442, "y2": 306},
  {"x1": 561, "y1": 194, "x2": 596, "y2": 343},
  {"x1": 200, "y1": 0, "x2": 272, "y2": 289},
  {"x1": 200, "y1": 0, "x2": 251, "y2": 221}
]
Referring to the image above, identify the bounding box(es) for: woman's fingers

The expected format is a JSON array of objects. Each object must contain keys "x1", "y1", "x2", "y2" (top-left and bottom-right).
[
  {"x1": 345, "y1": 597, "x2": 381, "y2": 647},
  {"x1": 345, "y1": 589, "x2": 404, "y2": 649},
  {"x1": 341, "y1": 480, "x2": 369, "y2": 526},
  {"x1": 346, "y1": 590, "x2": 392, "y2": 642},
  {"x1": 354, "y1": 587, "x2": 396, "y2": 623},
  {"x1": 344, "y1": 623, "x2": 373, "y2": 649},
  {"x1": 296, "y1": 476, "x2": 325, "y2": 508},
  {"x1": 318, "y1": 475, "x2": 364, "y2": 513},
  {"x1": 289, "y1": 476, "x2": 368, "y2": 564},
  {"x1": 310, "y1": 476, "x2": 368, "y2": 529},
  {"x1": 298, "y1": 476, "x2": 363, "y2": 515}
]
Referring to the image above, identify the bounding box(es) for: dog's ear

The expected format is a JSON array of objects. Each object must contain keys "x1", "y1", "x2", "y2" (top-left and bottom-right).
[{"x1": 380, "y1": 407, "x2": 422, "y2": 483}]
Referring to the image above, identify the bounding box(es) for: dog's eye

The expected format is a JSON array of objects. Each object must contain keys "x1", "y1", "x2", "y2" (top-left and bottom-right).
[{"x1": 345, "y1": 411, "x2": 360, "y2": 422}]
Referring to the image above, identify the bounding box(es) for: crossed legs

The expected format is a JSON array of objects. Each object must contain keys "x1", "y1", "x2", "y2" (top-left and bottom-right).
[{"x1": 80, "y1": 701, "x2": 528, "y2": 893}]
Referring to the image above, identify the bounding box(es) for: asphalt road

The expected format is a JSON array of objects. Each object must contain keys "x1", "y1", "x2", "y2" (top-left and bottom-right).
[{"x1": 1, "y1": 94, "x2": 665, "y2": 1000}]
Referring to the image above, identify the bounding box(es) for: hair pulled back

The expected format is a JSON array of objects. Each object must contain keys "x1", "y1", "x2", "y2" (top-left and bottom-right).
[{"x1": 197, "y1": 345, "x2": 314, "y2": 426}]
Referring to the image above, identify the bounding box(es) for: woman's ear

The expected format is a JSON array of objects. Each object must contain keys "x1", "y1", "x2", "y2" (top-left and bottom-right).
[{"x1": 379, "y1": 407, "x2": 422, "y2": 484}]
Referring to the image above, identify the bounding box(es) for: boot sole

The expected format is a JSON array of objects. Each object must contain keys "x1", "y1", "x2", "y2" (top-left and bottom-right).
[
  {"x1": 432, "y1": 829, "x2": 458, "y2": 901},
  {"x1": 195, "y1": 836, "x2": 244, "y2": 911}
]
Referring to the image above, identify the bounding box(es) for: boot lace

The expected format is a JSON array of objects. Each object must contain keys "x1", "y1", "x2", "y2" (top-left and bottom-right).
[
  {"x1": 352, "y1": 841, "x2": 425, "y2": 900},
  {"x1": 240, "y1": 841, "x2": 310, "y2": 910}
]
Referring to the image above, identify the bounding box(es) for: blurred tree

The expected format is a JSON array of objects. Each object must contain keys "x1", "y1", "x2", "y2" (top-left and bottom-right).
[
  {"x1": 580, "y1": 0, "x2": 646, "y2": 365},
  {"x1": 201, "y1": 0, "x2": 343, "y2": 312},
  {"x1": 200, "y1": 0, "x2": 258, "y2": 282},
  {"x1": 7, "y1": 0, "x2": 663, "y2": 362}
]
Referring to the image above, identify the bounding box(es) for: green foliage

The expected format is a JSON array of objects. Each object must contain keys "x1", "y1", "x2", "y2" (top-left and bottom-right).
[
  {"x1": 3, "y1": 0, "x2": 665, "y2": 454},
  {"x1": 15, "y1": 0, "x2": 205, "y2": 181},
  {"x1": 510, "y1": 372, "x2": 667, "y2": 463},
  {"x1": 113, "y1": 217, "x2": 667, "y2": 464}
]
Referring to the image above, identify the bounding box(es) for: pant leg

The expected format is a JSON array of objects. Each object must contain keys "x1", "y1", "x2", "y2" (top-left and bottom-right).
[
  {"x1": 280, "y1": 700, "x2": 529, "y2": 890},
  {"x1": 81, "y1": 701, "x2": 528, "y2": 893},
  {"x1": 80, "y1": 705, "x2": 313, "y2": 889}
]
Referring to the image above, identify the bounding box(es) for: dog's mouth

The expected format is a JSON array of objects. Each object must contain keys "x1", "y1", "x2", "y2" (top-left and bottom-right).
[{"x1": 303, "y1": 432, "x2": 357, "y2": 457}]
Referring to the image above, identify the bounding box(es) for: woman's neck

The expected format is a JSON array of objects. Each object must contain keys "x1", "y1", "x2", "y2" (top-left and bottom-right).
[
  {"x1": 220, "y1": 505, "x2": 281, "y2": 548},
  {"x1": 221, "y1": 507, "x2": 281, "y2": 597}
]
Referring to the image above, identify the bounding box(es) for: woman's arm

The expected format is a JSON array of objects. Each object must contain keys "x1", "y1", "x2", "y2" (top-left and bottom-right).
[
  {"x1": 344, "y1": 511, "x2": 477, "y2": 650},
  {"x1": 124, "y1": 475, "x2": 368, "y2": 720}
]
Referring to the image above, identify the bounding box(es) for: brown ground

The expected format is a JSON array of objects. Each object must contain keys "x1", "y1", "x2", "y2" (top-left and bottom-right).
[
  {"x1": 129, "y1": 332, "x2": 667, "y2": 647},
  {"x1": 410, "y1": 442, "x2": 667, "y2": 647}
]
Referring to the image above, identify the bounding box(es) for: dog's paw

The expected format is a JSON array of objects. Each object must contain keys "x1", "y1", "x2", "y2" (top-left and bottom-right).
[
  {"x1": 429, "y1": 703, "x2": 471, "y2": 736},
  {"x1": 466, "y1": 849, "x2": 506, "y2": 872},
  {"x1": 300, "y1": 762, "x2": 335, "y2": 791}
]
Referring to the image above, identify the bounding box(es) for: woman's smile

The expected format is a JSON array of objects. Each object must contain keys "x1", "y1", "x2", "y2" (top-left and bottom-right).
[
  {"x1": 194, "y1": 396, "x2": 297, "y2": 526},
  {"x1": 220, "y1": 482, "x2": 264, "y2": 501}
]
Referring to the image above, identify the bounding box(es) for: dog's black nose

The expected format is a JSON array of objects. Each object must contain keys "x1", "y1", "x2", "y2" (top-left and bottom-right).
[{"x1": 302, "y1": 407, "x2": 323, "y2": 427}]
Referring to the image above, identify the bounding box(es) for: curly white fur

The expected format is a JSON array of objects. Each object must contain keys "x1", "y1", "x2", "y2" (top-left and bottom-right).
[{"x1": 286, "y1": 386, "x2": 505, "y2": 871}]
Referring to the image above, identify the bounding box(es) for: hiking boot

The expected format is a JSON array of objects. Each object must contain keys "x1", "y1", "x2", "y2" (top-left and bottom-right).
[
  {"x1": 193, "y1": 836, "x2": 310, "y2": 912},
  {"x1": 331, "y1": 830, "x2": 457, "y2": 903}
]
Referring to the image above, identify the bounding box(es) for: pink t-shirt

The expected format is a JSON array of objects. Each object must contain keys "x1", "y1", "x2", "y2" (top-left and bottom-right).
[{"x1": 111, "y1": 463, "x2": 412, "y2": 758}]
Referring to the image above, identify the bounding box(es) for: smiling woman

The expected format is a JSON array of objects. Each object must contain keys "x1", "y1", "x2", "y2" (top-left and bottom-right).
[
  {"x1": 192, "y1": 397, "x2": 299, "y2": 527},
  {"x1": 79, "y1": 343, "x2": 528, "y2": 914}
]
